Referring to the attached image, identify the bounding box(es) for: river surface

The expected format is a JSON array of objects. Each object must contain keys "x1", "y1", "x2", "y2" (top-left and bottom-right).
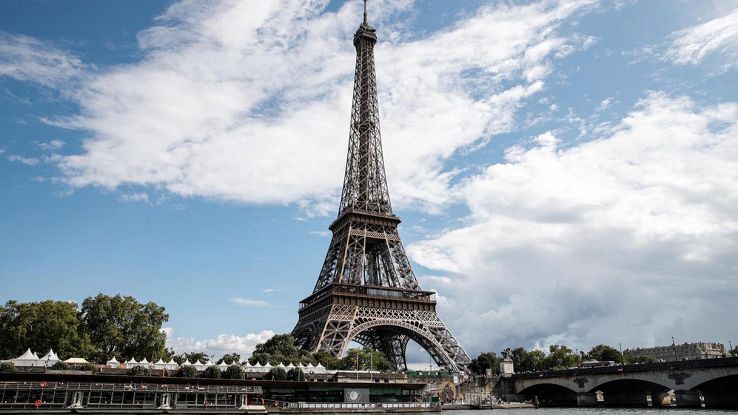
[{"x1": 439, "y1": 410, "x2": 736, "y2": 415}]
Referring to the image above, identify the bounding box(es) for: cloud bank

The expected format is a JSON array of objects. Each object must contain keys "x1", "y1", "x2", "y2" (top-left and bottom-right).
[{"x1": 409, "y1": 93, "x2": 738, "y2": 352}]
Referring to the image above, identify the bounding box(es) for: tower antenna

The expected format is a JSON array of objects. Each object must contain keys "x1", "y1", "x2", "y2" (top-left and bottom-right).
[{"x1": 363, "y1": 0, "x2": 368, "y2": 25}]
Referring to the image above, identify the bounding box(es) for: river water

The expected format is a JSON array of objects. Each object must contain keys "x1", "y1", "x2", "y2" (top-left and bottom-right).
[{"x1": 441, "y1": 410, "x2": 735, "y2": 415}]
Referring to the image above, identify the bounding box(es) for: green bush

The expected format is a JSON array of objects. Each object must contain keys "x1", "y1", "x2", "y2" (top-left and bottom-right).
[
  {"x1": 176, "y1": 365, "x2": 197, "y2": 378},
  {"x1": 223, "y1": 364, "x2": 244, "y2": 380},
  {"x1": 51, "y1": 361, "x2": 69, "y2": 370},
  {"x1": 265, "y1": 367, "x2": 286, "y2": 380},
  {"x1": 0, "y1": 362, "x2": 15, "y2": 373},
  {"x1": 200, "y1": 365, "x2": 221, "y2": 379},
  {"x1": 127, "y1": 366, "x2": 151, "y2": 376},
  {"x1": 286, "y1": 367, "x2": 304, "y2": 381},
  {"x1": 80, "y1": 362, "x2": 96, "y2": 372}
]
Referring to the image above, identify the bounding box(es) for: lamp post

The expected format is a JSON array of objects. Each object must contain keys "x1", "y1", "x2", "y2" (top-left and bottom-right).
[
  {"x1": 618, "y1": 343, "x2": 622, "y2": 364},
  {"x1": 672, "y1": 337, "x2": 678, "y2": 361}
]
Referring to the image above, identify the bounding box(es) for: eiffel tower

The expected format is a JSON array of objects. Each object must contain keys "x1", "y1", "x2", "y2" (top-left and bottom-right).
[{"x1": 292, "y1": 1, "x2": 470, "y2": 373}]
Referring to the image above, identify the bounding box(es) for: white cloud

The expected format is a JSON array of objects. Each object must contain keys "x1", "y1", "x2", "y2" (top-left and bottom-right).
[
  {"x1": 119, "y1": 192, "x2": 150, "y2": 203},
  {"x1": 231, "y1": 297, "x2": 270, "y2": 307},
  {"x1": 7, "y1": 155, "x2": 40, "y2": 166},
  {"x1": 0, "y1": 0, "x2": 597, "y2": 213},
  {"x1": 408, "y1": 93, "x2": 738, "y2": 354},
  {"x1": 39, "y1": 140, "x2": 65, "y2": 151},
  {"x1": 663, "y1": 8, "x2": 738, "y2": 67},
  {"x1": 164, "y1": 327, "x2": 274, "y2": 356},
  {"x1": 0, "y1": 32, "x2": 85, "y2": 87}
]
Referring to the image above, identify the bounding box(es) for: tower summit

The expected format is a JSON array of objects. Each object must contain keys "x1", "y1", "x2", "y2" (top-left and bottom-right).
[{"x1": 292, "y1": 1, "x2": 470, "y2": 373}]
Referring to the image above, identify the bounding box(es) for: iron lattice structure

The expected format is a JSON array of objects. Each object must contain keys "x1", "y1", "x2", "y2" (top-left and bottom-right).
[{"x1": 292, "y1": 3, "x2": 471, "y2": 373}]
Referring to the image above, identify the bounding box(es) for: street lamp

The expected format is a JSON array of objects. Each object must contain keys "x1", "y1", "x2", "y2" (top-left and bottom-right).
[{"x1": 672, "y1": 337, "x2": 677, "y2": 361}]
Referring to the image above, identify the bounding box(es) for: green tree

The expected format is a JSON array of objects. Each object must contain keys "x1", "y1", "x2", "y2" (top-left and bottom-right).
[
  {"x1": 223, "y1": 364, "x2": 245, "y2": 380},
  {"x1": 217, "y1": 353, "x2": 241, "y2": 365},
  {"x1": 201, "y1": 366, "x2": 221, "y2": 379},
  {"x1": 313, "y1": 351, "x2": 342, "y2": 370},
  {"x1": 176, "y1": 365, "x2": 197, "y2": 378},
  {"x1": 0, "y1": 362, "x2": 15, "y2": 373},
  {"x1": 181, "y1": 352, "x2": 209, "y2": 364},
  {"x1": 249, "y1": 334, "x2": 309, "y2": 365},
  {"x1": 624, "y1": 354, "x2": 655, "y2": 364},
  {"x1": 729, "y1": 346, "x2": 738, "y2": 357},
  {"x1": 0, "y1": 300, "x2": 94, "y2": 360},
  {"x1": 469, "y1": 352, "x2": 499, "y2": 376},
  {"x1": 128, "y1": 366, "x2": 150, "y2": 376},
  {"x1": 286, "y1": 367, "x2": 304, "y2": 381},
  {"x1": 80, "y1": 362, "x2": 97, "y2": 372},
  {"x1": 587, "y1": 344, "x2": 623, "y2": 363},
  {"x1": 502, "y1": 347, "x2": 545, "y2": 373},
  {"x1": 265, "y1": 367, "x2": 287, "y2": 380},
  {"x1": 341, "y1": 347, "x2": 392, "y2": 371},
  {"x1": 543, "y1": 345, "x2": 581, "y2": 370},
  {"x1": 51, "y1": 361, "x2": 69, "y2": 370},
  {"x1": 80, "y1": 294, "x2": 169, "y2": 363}
]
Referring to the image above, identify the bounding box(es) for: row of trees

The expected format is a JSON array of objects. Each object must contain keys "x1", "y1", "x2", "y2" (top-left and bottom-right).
[
  {"x1": 468, "y1": 344, "x2": 683, "y2": 376},
  {"x1": 247, "y1": 334, "x2": 393, "y2": 371},
  {"x1": 0, "y1": 295, "x2": 169, "y2": 363}
]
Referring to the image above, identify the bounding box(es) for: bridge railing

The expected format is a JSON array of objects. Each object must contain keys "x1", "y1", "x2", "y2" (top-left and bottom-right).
[{"x1": 512, "y1": 356, "x2": 738, "y2": 379}]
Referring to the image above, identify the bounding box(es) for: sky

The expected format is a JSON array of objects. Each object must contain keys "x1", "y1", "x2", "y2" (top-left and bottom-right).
[{"x1": 1, "y1": 0, "x2": 738, "y2": 364}]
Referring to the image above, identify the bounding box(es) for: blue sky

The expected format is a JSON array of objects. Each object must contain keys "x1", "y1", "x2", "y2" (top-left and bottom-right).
[{"x1": 2, "y1": 0, "x2": 738, "y2": 362}]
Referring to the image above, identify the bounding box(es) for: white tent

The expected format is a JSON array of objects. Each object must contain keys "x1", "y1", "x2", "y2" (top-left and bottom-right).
[
  {"x1": 218, "y1": 362, "x2": 229, "y2": 371},
  {"x1": 194, "y1": 360, "x2": 206, "y2": 371},
  {"x1": 125, "y1": 357, "x2": 138, "y2": 368},
  {"x1": 139, "y1": 358, "x2": 151, "y2": 368},
  {"x1": 315, "y1": 362, "x2": 326, "y2": 373},
  {"x1": 106, "y1": 357, "x2": 121, "y2": 368},
  {"x1": 305, "y1": 363, "x2": 315, "y2": 373},
  {"x1": 39, "y1": 349, "x2": 61, "y2": 366},
  {"x1": 181, "y1": 360, "x2": 193, "y2": 366},
  {"x1": 163, "y1": 359, "x2": 179, "y2": 370},
  {"x1": 153, "y1": 358, "x2": 167, "y2": 370},
  {"x1": 12, "y1": 348, "x2": 40, "y2": 367},
  {"x1": 205, "y1": 360, "x2": 214, "y2": 367},
  {"x1": 64, "y1": 357, "x2": 90, "y2": 365}
]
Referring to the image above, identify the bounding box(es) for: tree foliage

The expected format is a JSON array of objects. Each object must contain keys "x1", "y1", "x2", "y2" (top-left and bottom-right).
[
  {"x1": 223, "y1": 364, "x2": 245, "y2": 380},
  {"x1": 264, "y1": 367, "x2": 287, "y2": 380},
  {"x1": 176, "y1": 365, "x2": 197, "y2": 378},
  {"x1": 624, "y1": 354, "x2": 655, "y2": 364},
  {"x1": 341, "y1": 347, "x2": 392, "y2": 371},
  {"x1": 543, "y1": 345, "x2": 581, "y2": 370},
  {"x1": 175, "y1": 352, "x2": 209, "y2": 365},
  {"x1": 217, "y1": 353, "x2": 241, "y2": 365},
  {"x1": 286, "y1": 367, "x2": 304, "y2": 381},
  {"x1": 51, "y1": 361, "x2": 69, "y2": 370},
  {"x1": 0, "y1": 300, "x2": 94, "y2": 360},
  {"x1": 249, "y1": 334, "x2": 310, "y2": 365},
  {"x1": 201, "y1": 365, "x2": 221, "y2": 379},
  {"x1": 469, "y1": 352, "x2": 499, "y2": 376},
  {"x1": 128, "y1": 366, "x2": 151, "y2": 376},
  {"x1": 81, "y1": 294, "x2": 169, "y2": 363},
  {"x1": 587, "y1": 344, "x2": 622, "y2": 363},
  {"x1": 313, "y1": 351, "x2": 342, "y2": 370},
  {"x1": 0, "y1": 362, "x2": 15, "y2": 373}
]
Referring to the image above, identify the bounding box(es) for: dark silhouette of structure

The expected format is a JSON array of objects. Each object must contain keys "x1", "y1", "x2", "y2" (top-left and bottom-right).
[{"x1": 292, "y1": 1, "x2": 470, "y2": 373}]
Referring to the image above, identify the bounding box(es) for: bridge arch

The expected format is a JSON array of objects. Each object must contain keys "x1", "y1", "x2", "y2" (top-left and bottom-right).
[
  {"x1": 518, "y1": 383, "x2": 578, "y2": 406},
  {"x1": 588, "y1": 377, "x2": 672, "y2": 394},
  {"x1": 341, "y1": 319, "x2": 459, "y2": 371},
  {"x1": 690, "y1": 374, "x2": 738, "y2": 408}
]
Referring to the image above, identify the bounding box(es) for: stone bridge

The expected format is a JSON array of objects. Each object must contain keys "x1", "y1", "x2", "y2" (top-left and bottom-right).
[{"x1": 511, "y1": 357, "x2": 738, "y2": 408}]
